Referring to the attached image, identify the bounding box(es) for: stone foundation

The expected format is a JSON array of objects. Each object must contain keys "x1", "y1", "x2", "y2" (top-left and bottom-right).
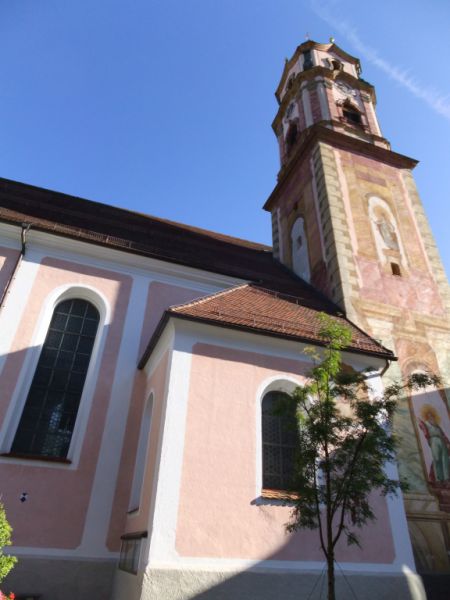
[
  {"x1": 3, "y1": 556, "x2": 116, "y2": 600},
  {"x1": 135, "y1": 567, "x2": 427, "y2": 600}
]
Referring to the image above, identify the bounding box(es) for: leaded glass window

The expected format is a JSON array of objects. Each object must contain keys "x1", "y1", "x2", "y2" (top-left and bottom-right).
[
  {"x1": 262, "y1": 391, "x2": 298, "y2": 490},
  {"x1": 11, "y1": 298, "x2": 100, "y2": 459}
]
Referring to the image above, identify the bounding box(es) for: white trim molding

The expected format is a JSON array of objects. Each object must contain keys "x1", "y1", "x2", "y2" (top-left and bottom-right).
[{"x1": 0, "y1": 283, "x2": 110, "y2": 469}]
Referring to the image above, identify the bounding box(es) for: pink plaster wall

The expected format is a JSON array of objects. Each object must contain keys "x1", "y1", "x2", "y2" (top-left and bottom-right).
[
  {"x1": 0, "y1": 257, "x2": 132, "y2": 548},
  {"x1": 107, "y1": 352, "x2": 169, "y2": 548},
  {"x1": 176, "y1": 343, "x2": 395, "y2": 564},
  {"x1": 138, "y1": 281, "x2": 205, "y2": 357},
  {"x1": 0, "y1": 247, "x2": 20, "y2": 301},
  {"x1": 107, "y1": 281, "x2": 205, "y2": 549}
]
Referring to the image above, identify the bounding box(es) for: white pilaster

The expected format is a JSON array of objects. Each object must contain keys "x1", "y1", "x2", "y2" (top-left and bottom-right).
[
  {"x1": 317, "y1": 81, "x2": 331, "y2": 121},
  {"x1": 79, "y1": 274, "x2": 149, "y2": 555},
  {"x1": 147, "y1": 335, "x2": 193, "y2": 564},
  {"x1": 301, "y1": 87, "x2": 313, "y2": 127}
]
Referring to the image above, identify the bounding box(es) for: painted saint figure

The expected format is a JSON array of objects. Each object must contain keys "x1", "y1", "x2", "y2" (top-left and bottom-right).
[
  {"x1": 375, "y1": 216, "x2": 400, "y2": 251},
  {"x1": 418, "y1": 404, "x2": 450, "y2": 484}
]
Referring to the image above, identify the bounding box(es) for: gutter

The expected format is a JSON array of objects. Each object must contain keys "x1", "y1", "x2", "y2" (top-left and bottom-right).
[
  {"x1": 0, "y1": 223, "x2": 31, "y2": 310},
  {"x1": 138, "y1": 310, "x2": 396, "y2": 370}
]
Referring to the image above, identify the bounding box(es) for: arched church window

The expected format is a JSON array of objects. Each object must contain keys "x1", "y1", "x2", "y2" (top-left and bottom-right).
[
  {"x1": 11, "y1": 298, "x2": 100, "y2": 459},
  {"x1": 262, "y1": 391, "x2": 298, "y2": 490},
  {"x1": 331, "y1": 59, "x2": 343, "y2": 72},
  {"x1": 285, "y1": 122, "x2": 298, "y2": 154},
  {"x1": 290, "y1": 217, "x2": 311, "y2": 282}
]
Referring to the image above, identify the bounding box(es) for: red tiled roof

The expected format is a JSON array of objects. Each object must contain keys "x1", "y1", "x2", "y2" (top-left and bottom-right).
[
  {"x1": 139, "y1": 284, "x2": 394, "y2": 367},
  {"x1": 0, "y1": 178, "x2": 394, "y2": 366}
]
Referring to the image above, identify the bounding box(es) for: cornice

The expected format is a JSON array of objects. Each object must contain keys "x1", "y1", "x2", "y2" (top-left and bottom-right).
[
  {"x1": 263, "y1": 125, "x2": 418, "y2": 212},
  {"x1": 0, "y1": 222, "x2": 245, "y2": 292},
  {"x1": 276, "y1": 60, "x2": 366, "y2": 105},
  {"x1": 273, "y1": 67, "x2": 376, "y2": 130}
]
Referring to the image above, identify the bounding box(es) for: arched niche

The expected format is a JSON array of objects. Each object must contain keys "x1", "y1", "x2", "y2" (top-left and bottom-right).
[
  {"x1": 368, "y1": 196, "x2": 406, "y2": 275},
  {"x1": 290, "y1": 216, "x2": 311, "y2": 282}
]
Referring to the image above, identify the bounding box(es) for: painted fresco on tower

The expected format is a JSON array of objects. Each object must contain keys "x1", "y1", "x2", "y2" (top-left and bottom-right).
[{"x1": 411, "y1": 384, "x2": 450, "y2": 507}]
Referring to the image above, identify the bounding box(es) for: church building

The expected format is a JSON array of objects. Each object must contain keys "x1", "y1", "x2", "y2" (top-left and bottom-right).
[{"x1": 0, "y1": 40, "x2": 448, "y2": 600}]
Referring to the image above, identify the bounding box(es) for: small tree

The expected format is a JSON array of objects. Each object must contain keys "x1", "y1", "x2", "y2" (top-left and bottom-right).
[
  {"x1": 0, "y1": 503, "x2": 16, "y2": 585},
  {"x1": 280, "y1": 315, "x2": 438, "y2": 600}
]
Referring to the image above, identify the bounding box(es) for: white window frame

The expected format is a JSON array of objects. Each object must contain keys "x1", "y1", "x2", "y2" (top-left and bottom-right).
[
  {"x1": 0, "y1": 284, "x2": 110, "y2": 468},
  {"x1": 255, "y1": 375, "x2": 303, "y2": 496}
]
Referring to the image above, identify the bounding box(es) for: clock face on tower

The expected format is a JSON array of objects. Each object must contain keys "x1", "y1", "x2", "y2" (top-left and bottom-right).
[{"x1": 335, "y1": 81, "x2": 357, "y2": 98}]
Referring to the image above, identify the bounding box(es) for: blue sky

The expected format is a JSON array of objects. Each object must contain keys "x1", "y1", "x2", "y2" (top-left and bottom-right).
[{"x1": 1, "y1": 0, "x2": 449, "y2": 275}]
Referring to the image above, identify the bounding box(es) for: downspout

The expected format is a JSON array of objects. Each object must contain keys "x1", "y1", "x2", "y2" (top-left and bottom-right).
[
  {"x1": 380, "y1": 358, "x2": 392, "y2": 377},
  {"x1": 0, "y1": 223, "x2": 31, "y2": 310}
]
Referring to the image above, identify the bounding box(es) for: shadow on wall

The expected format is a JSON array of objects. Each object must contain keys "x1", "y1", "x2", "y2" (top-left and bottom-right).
[
  {"x1": 1, "y1": 329, "x2": 450, "y2": 600},
  {"x1": 0, "y1": 319, "x2": 119, "y2": 522},
  {"x1": 141, "y1": 379, "x2": 450, "y2": 600},
  {"x1": 142, "y1": 548, "x2": 425, "y2": 600},
  {"x1": 0, "y1": 335, "x2": 121, "y2": 600}
]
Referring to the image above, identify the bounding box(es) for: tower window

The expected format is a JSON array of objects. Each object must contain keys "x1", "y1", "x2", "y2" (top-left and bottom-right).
[
  {"x1": 302, "y1": 50, "x2": 313, "y2": 70},
  {"x1": 11, "y1": 298, "x2": 100, "y2": 459},
  {"x1": 342, "y1": 103, "x2": 362, "y2": 126},
  {"x1": 331, "y1": 59, "x2": 343, "y2": 71},
  {"x1": 286, "y1": 102, "x2": 295, "y2": 119},
  {"x1": 285, "y1": 123, "x2": 298, "y2": 154},
  {"x1": 391, "y1": 262, "x2": 402, "y2": 276}
]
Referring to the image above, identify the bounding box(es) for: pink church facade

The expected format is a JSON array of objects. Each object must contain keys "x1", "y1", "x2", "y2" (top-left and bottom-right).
[
  {"x1": 0, "y1": 188, "x2": 420, "y2": 599},
  {"x1": 0, "y1": 39, "x2": 448, "y2": 599}
]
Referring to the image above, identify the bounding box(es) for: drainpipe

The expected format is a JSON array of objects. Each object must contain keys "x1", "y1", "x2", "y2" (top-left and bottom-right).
[
  {"x1": 0, "y1": 223, "x2": 31, "y2": 310},
  {"x1": 380, "y1": 358, "x2": 393, "y2": 377}
]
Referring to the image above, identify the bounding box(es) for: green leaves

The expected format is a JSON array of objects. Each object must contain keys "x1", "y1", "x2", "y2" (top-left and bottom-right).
[
  {"x1": 0, "y1": 503, "x2": 16, "y2": 583},
  {"x1": 283, "y1": 313, "x2": 439, "y2": 569}
]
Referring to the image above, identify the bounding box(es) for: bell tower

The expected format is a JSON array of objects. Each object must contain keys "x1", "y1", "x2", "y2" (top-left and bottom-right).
[{"x1": 265, "y1": 40, "x2": 450, "y2": 576}]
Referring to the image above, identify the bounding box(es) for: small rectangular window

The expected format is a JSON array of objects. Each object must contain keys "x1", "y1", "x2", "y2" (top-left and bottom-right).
[
  {"x1": 119, "y1": 534, "x2": 146, "y2": 574},
  {"x1": 391, "y1": 262, "x2": 401, "y2": 276}
]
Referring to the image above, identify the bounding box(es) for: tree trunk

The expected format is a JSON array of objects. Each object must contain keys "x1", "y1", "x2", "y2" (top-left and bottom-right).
[{"x1": 327, "y1": 548, "x2": 336, "y2": 600}]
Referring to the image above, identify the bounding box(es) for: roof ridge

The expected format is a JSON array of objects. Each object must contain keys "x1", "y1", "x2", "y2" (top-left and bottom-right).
[
  {"x1": 169, "y1": 284, "x2": 251, "y2": 312},
  {"x1": 0, "y1": 177, "x2": 272, "y2": 253},
  {"x1": 248, "y1": 283, "x2": 340, "y2": 309}
]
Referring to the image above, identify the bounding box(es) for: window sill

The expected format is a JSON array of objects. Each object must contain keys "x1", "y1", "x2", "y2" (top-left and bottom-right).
[
  {"x1": 118, "y1": 566, "x2": 138, "y2": 575},
  {"x1": 261, "y1": 488, "x2": 299, "y2": 501},
  {"x1": 0, "y1": 452, "x2": 71, "y2": 464},
  {"x1": 120, "y1": 530, "x2": 148, "y2": 541}
]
